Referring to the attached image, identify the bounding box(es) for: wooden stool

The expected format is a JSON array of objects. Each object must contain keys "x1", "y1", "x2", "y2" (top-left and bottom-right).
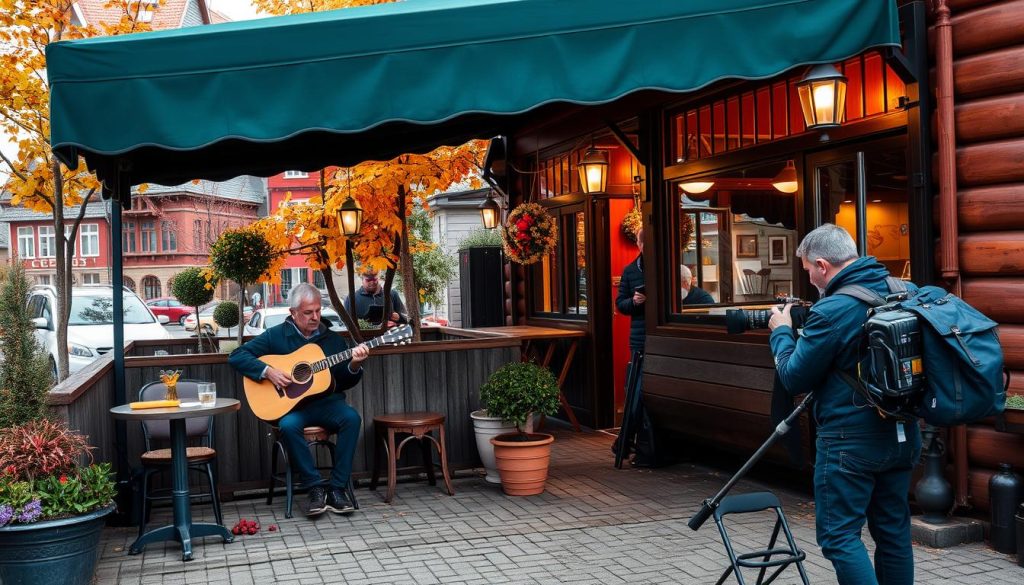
[
  {"x1": 267, "y1": 425, "x2": 358, "y2": 518},
  {"x1": 370, "y1": 412, "x2": 454, "y2": 503}
]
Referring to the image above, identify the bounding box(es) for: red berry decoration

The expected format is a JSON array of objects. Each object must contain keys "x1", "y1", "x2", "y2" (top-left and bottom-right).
[{"x1": 268, "y1": 525, "x2": 278, "y2": 532}]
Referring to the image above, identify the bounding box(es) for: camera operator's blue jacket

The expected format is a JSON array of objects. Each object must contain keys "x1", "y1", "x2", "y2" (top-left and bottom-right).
[{"x1": 769, "y1": 256, "x2": 918, "y2": 435}]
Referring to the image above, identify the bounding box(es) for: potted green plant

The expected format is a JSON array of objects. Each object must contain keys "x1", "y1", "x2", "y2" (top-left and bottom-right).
[
  {"x1": 0, "y1": 420, "x2": 116, "y2": 585},
  {"x1": 214, "y1": 300, "x2": 241, "y2": 352},
  {"x1": 479, "y1": 362, "x2": 561, "y2": 496},
  {"x1": 171, "y1": 266, "x2": 217, "y2": 353}
]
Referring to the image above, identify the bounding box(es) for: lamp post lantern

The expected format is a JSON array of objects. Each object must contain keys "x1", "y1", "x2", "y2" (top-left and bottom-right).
[{"x1": 796, "y1": 64, "x2": 848, "y2": 130}]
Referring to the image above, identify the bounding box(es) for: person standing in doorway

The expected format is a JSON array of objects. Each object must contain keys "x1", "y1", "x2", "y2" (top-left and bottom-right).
[{"x1": 616, "y1": 228, "x2": 646, "y2": 353}]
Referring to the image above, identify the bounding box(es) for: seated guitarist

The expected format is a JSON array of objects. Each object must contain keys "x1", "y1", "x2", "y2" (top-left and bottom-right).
[{"x1": 229, "y1": 283, "x2": 369, "y2": 517}]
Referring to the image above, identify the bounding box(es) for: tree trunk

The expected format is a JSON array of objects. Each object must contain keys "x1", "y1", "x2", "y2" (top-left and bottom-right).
[
  {"x1": 52, "y1": 161, "x2": 70, "y2": 382},
  {"x1": 237, "y1": 282, "x2": 245, "y2": 347},
  {"x1": 396, "y1": 185, "x2": 421, "y2": 342}
]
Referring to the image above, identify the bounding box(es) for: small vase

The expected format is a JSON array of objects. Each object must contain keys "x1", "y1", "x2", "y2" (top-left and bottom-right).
[{"x1": 164, "y1": 383, "x2": 178, "y2": 401}]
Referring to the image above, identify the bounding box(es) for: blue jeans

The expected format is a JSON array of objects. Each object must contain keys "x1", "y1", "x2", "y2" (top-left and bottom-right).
[
  {"x1": 277, "y1": 393, "x2": 361, "y2": 489},
  {"x1": 814, "y1": 426, "x2": 921, "y2": 585}
]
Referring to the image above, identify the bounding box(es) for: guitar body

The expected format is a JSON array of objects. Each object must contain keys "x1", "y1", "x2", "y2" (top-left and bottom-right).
[{"x1": 243, "y1": 343, "x2": 334, "y2": 421}]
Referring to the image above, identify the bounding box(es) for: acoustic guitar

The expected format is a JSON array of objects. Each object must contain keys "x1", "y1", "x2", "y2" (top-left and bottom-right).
[{"x1": 243, "y1": 325, "x2": 413, "y2": 421}]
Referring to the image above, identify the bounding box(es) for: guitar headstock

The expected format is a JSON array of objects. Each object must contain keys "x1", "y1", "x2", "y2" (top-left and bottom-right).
[{"x1": 381, "y1": 324, "x2": 413, "y2": 346}]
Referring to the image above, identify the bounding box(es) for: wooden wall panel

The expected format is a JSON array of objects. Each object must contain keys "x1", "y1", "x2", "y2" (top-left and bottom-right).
[
  {"x1": 645, "y1": 336, "x2": 774, "y2": 368},
  {"x1": 948, "y1": 0, "x2": 1004, "y2": 12},
  {"x1": 966, "y1": 426, "x2": 1024, "y2": 469},
  {"x1": 961, "y1": 278, "x2": 1024, "y2": 323},
  {"x1": 952, "y1": 45, "x2": 1024, "y2": 100},
  {"x1": 957, "y1": 185, "x2": 1024, "y2": 232},
  {"x1": 955, "y1": 138, "x2": 1024, "y2": 187},
  {"x1": 958, "y1": 232, "x2": 1024, "y2": 275},
  {"x1": 954, "y1": 93, "x2": 1024, "y2": 144},
  {"x1": 645, "y1": 374, "x2": 771, "y2": 417},
  {"x1": 950, "y1": 0, "x2": 1024, "y2": 58},
  {"x1": 1000, "y1": 325, "x2": 1024, "y2": 370},
  {"x1": 644, "y1": 354, "x2": 775, "y2": 392}
]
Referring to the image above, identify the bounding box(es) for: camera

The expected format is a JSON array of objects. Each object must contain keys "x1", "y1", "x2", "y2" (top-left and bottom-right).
[{"x1": 725, "y1": 297, "x2": 812, "y2": 334}]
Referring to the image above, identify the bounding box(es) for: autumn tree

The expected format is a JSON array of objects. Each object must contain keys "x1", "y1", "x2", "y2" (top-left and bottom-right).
[{"x1": 0, "y1": 0, "x2": 162, "y2": 381}]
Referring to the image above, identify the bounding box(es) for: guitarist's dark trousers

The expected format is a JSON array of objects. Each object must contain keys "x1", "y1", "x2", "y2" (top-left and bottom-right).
[{"x1": 277, "y1": 393, "x2": 361, "y2": 489}]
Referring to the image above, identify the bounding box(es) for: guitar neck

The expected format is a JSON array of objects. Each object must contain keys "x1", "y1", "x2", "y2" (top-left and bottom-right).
[{"x1": 311, "y1": 336, "x2": 386, "y2": 373}]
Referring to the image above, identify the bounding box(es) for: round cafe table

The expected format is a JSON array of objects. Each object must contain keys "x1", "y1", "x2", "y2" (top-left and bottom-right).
[{"x1": 110, "y1": 398, "x2": 240, "y2": 561}]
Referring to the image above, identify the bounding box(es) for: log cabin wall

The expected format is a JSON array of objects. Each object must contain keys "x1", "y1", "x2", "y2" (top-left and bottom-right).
[{"x1": 939, "y1": 0, "x2": 1024, "y2": 511}]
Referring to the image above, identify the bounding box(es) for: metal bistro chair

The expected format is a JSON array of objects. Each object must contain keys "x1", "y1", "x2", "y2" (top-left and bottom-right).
[
  {"x1": 711, "y1": 491, "x2": 810, "y2": 585},
  {"x1": 267, "y1": 426, "x2": 359, "y2": 518},
  {"x1": 136, "y1": 380, "x2": 222, "y2": 539}
]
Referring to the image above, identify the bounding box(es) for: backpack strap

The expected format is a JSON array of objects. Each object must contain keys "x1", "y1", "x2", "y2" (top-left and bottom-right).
[{"x1": 834, "y1": 277, "x2": 908, "y2": 307}]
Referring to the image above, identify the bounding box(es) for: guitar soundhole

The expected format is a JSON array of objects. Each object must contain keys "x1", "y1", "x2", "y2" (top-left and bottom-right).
[{"x1": 292, "y1": 363, "x2": 313, "y2": 384}]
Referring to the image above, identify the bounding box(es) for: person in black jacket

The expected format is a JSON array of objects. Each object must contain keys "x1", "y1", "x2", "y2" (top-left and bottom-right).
[
  {"x1": 616, "y1": 229, "x2": 646, "y2": 353},
  {"x1": 230, "y1": 283, "x2": 369, "y2": 517},
  {"x1": 680, "y1": 264, "x2": 714, "y2": 305}
]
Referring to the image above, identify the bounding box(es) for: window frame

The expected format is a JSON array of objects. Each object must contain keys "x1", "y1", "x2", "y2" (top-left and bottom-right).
[
  {"x1": 38, "y1": 225, "x2": 56, "y2": 258},
  {"x1": 17, "y1": 226, "x2": 35, "y2": 258},
  {"x1": 527, "y1": 201, "x2": 589, "y2": 322},
  {"x1": 79, "y1": 223, "x2": 100, "y2": 257}
]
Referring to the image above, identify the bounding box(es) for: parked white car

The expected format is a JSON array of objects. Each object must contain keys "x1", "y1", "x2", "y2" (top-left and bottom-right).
[
  {"x1": 27, "y1": 285, "x2": 173, "y2": 380},
  {"x1": 243, "y1": 306, "x2": 345, "y2": 337}
]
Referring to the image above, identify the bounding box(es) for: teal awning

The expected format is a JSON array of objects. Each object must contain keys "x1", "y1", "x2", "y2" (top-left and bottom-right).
[{"x1": 48, "y1": 0, "x2": 899, "y2": 185}]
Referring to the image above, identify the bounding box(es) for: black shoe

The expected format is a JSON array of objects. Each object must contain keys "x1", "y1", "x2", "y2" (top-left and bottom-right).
[
  {"x1": 305, "y1": 486, "x2": 327, "y2": 517},
  {"x1": 326, "y1": 487, "x2": 355, "y2": 514}
]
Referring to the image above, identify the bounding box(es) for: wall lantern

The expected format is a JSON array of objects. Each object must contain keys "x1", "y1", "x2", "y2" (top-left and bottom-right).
[
  {"x1": 337, "y1": 196, "x2": 363, "y2": 236},
  {"x1": 771, "y1": 161, "x2": 799, "y2": 194},
  {"x1": 578, "y1": 147, "x2": 609, "y2": 194},
  {"x1": 478, "y1": 191, "x2": 501, "y2": 230},
  {"x1": 796, "y1": 64, "x2": 847, "y2": 130},
  {"x1": 679, "y1": 181, "x2": 715, "y2": 194}
]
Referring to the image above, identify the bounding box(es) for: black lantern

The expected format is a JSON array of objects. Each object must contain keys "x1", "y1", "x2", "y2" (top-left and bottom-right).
[
  {"x1": 478, "y1": 191, "x2": 501, "y2": 230},
  {"x1": 578, "y1": 147, "x2": 609, "y2": 194},
  {"x1": 796, "y1": 64, "x2": 848, "y2": 130},
  {"x1": 337, "y1": 197, "x2": 363, "y2": 236}
]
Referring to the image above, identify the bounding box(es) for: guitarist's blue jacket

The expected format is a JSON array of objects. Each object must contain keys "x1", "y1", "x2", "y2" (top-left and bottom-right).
[{"x1": 229, "y1": 316, "x2": 362, "y2": 398}]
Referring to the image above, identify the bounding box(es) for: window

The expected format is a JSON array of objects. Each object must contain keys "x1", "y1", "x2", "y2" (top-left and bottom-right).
[
  {"x1": 124, "y1": 276, "x2": 137, "y2": 292},
  {"x1": 530, "y1": 205, "x2": 587, "y2": 319},
  {"x1": 283, "y1": 171, "x2": 308, "y2": 179},
  {"x1": 17, "y1": 227, "x2": 35, "y2": 258},
  {"x1": 82, "y1": 273, "x2": 101, "y2": 285},
  {"x1": 313, "y1": 270, "x2": 326, "y2": 290},
  {"x1": 39, "y1": 226, "x2": 55, "y2": 258},
  {"x1": 80, "y1": 224, "x2": 99, "y2": 257},
  {"x1": 161, "y1": 221, "x2": 177, "y2": 252},
  {"x1": 141, "y1": 221, "x2": 156, "y2": 252},
  {"x1": 193, "y1": 219, "x2": 203, "y2": 248},
  {"x1": 137, "y1": 0, "x2": 156, "y2": 23},
  {"x1": 123, "y1": 221, "x2": 136, "y2": 253},
  {"x1": 668, "y1": 160, "x2": 800, "y2": 322},
  {"x1": 141, "y1": 275, "x2": 161, "y2": 299},
  {"x1": 280, "y1": 269, "x2": 293, "y2": 298},
  {"x1": 37, "y1": 274, "x2": 51, "y2": 285}
]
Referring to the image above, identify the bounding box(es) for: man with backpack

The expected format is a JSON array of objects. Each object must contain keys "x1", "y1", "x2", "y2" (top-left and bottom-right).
[{"x1": 767, "y1": 224, "x2": 921, "y2": 585}]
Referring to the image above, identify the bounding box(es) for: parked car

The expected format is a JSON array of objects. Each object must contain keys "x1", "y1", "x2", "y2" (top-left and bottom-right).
[
  {"x1": 183, "y1": 302, "x2": 254, "y2": 335},
  {"x1": 27, "y1": 285, "x2": 173, "y2": 380},
  {"x1": 244, "y1": 306, "x2": 344, "y2": 337},
  {"x1": 145, "y1": 296, "x2": 193, "y2": 326}
]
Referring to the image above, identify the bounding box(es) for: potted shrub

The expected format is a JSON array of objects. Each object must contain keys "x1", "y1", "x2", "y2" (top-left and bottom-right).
[
  {"x1": 0, "y1": 420, "x2": 117, "y2": 585},
  {"x1": 480, "y1": 362, "x2": 561, "y2": 496},
  {"x1": 214, "y1": 300, "x2": 241, "y2": 352}
]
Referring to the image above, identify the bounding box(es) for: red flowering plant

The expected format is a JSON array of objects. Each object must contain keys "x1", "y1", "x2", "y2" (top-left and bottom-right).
[
  {"x1": 0, "y1": 419, "x2": 115, "y2": 525},
  {"x1": 500, "y1": 202, "x2": 558, "y2": 265}
]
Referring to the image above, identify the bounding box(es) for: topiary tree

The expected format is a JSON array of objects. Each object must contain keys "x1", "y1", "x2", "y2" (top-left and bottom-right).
[
  {"x1": 171, "y1": 267, "x2": 217, "y2": 352},
  {"x1": 209, "y1": 228, "x2": 275, "y2": 346},
  {"x1": 479, "y1": 362, "x2": 561, "y2": 438},
  {"x1": 0, "y1": 261, "x2": 54, "y2": 428},
  {"x1": 213, "y1": 301, "x2": 240, "y2": 337}
]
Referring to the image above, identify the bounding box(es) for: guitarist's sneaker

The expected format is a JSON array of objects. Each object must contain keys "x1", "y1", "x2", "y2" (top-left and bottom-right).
[
  {"x1": 326, "y1": 488, "x2": 355, "y2": 514},
  {"x1": 305, "y1": 486, "x2": 328, "y2": 517}
]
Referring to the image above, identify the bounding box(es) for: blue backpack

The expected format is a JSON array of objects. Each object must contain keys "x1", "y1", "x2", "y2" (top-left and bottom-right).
[{"x1": 837, "y1": 281, "x2": 1007, "y2": 426}]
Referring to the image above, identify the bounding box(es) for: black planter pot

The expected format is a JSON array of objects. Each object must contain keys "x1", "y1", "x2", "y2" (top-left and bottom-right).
[{"x1": 0, "y1": 504, "x2": 114, "y2": 585}]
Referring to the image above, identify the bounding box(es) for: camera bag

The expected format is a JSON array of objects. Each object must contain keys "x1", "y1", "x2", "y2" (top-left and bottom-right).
[{"x1": 836, "y1": 279, "x2": 1007, "y2": 425}]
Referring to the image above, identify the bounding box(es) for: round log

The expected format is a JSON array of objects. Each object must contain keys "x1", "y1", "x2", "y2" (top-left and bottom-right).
[
  {"x1": 951, "y1": 0, "x2": 1024, "y2": 58},
  {"x1": 961, "y1": 278, "x2": 1024, "y2": 323},
  {"x1": 956, "y1": 138, "x2": 1024, "y2": 187},
  {"x1": 953, "y1": 45, "x2": 1024, "y2": 100},
  {"x1": 1010, "y1": 370, "x2": 1024, "y2": 395},
  {"x1": 958, "y1": 184, "x2": 1024, "y2": 231},
  {"x1": 969, "y1": 468, "x2": 993, "y2": 512},
  {"x1": 958, "y1": 231, "x2": 1024, "y2": 275},
  {"x1": 967, "y1": 426, "x2": 1024, "y2": 469},
  {"x1": 1000, "y1": 325, "x2": 1024, "y2": 370},
  {"x1": 948, "y1": 0, "x2": 1004, "y2": 12},
  {"x1": 953, "y1": 93, "x2": 1024, "y2": 144}
]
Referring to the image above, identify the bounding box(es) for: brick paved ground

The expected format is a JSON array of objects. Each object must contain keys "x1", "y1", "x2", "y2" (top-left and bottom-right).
[{"x1": 95, "y1": 427, "x2": 1024, "y2": 584}]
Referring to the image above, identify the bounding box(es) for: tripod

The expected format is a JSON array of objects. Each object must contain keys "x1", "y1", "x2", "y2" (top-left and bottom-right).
[{"x1": 688, "y1": 393, "x2": 814, "y2": 585}]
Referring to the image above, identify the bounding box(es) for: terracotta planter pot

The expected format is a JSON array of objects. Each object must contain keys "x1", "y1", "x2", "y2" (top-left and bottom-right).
[{"x1": 491, "y1": 432, "x2": 554, "y2": 496}]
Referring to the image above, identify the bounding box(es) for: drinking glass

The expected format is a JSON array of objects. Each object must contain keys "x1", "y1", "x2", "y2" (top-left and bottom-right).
[{"x1": 197, "y1": 383, "x2": 217, "y2": 407}]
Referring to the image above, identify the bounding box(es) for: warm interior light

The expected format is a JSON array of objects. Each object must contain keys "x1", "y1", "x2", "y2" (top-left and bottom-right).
[
  {"x1": 797, "y1": 64, "x2": 848, "y2": 130},
  {"x1": 679, "y1": 181, "x2": 715, "y2": 194},
  {"x1": 578, "y1": 148, "x2": 609, "y2": 194},
  {"x1": 337, "y1": 197, "x2": 363, "y2": 236},
  {"x1": 478, "y1": 193, "x2": 501, "y2": 229},
  {"x1": 771, "y1": 161, "x2": 798, "y2": 194}
]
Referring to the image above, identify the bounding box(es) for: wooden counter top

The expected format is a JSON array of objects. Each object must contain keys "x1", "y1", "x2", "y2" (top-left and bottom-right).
[{"x1": 475, "y1": 325, "x2": 586, "y2": 340}]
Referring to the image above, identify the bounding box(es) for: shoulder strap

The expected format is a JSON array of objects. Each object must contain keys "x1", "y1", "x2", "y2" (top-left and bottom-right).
[
  {"x1": 834, "y1": 277, "x2": 908, "y2": 307},
  {"x1": 885, "y1": 276, "x2": 907, "y2": 293}
]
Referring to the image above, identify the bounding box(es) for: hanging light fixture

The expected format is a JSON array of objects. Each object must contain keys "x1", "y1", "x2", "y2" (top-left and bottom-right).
[
  {"x1": 771, "y1": 160, "x2": 799, "y2": 194},
  {"x1": 478, "y1": 190, "x2": 501, "y2": 229},
  {"x1": 796, "y1": 64, "x2": 848, "y2": 130},
  {"x1": 337, "y1": 169, "x2": 363, "y2": 236},
  {"x1": 578, "y1": 143, "x2": 609, "y2": 194},
  {"x1": 679, "y1": 181, "x2": 715, "y2": 194}
]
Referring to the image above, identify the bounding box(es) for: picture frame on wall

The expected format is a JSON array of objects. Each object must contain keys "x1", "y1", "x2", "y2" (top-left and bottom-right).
[
  {"x1": 736, "y1": 234, "x2": 758, "y2": 258},
  {"x1": 768, "y1": 236, "x2": 789, "y2": 265},
  {"x1": 772, "y1": 281, "x2": 792, "y2": 297}
]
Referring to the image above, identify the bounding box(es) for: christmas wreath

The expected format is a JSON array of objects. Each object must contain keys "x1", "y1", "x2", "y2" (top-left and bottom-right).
[
  {"x1": 621, "y1": 205, "x2": 642, "y2": 243},
  {"x1": 501, "y1": 202, "x2": 558, "y2": 265}
]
